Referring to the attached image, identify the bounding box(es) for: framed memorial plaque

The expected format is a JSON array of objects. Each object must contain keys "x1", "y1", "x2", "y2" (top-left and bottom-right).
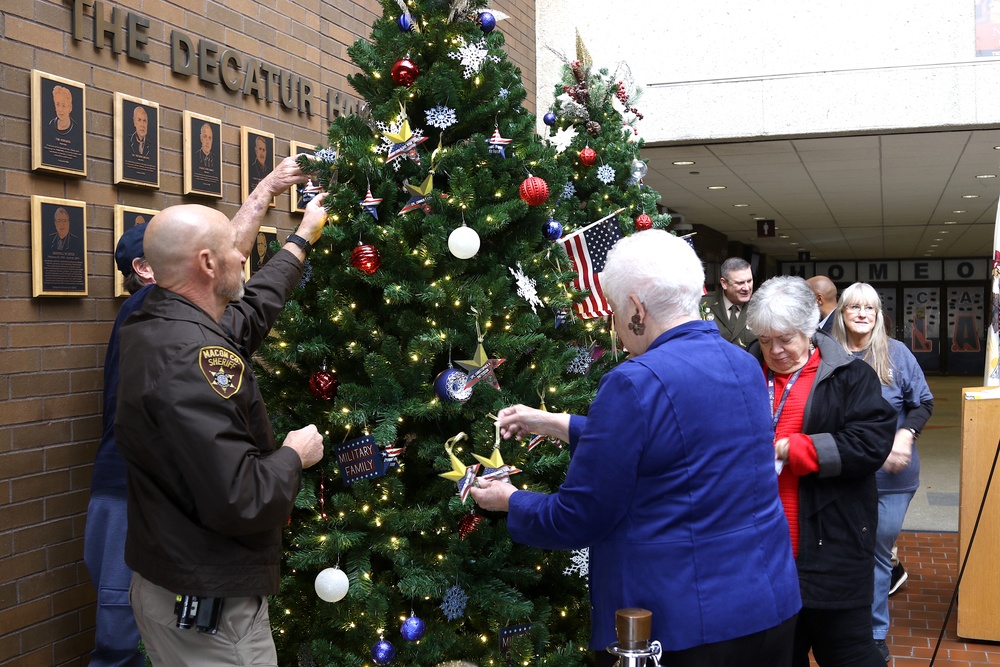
[
  {"x1": 114, "y1": 205, "x2": 158, "y2": 297},
  {"x1": 183, "y1": 111, "x2": 223, "y2": 198},
  {"x1": 31, "y1": 195, "x2": 88, "y2": 297},
  {"x1": 241, "y1": 127, "x2": 275, "y2": 206},
  {"x1": 31, "y1": 70, "x2": 87, "y2": 177},
  {"x1": 114, "y1": 93, "x2": 160, "y2": 188},
  {"x1": 289, "y1": 141, "x2": 318, "y2": 213},
  {"x1": 246, "y1": 225, "x2": 278, "y2": 280}
]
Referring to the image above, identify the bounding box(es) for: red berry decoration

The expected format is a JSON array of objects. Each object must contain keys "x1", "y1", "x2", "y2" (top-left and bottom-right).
[
  {"x1": 635, "y1": 214, "x2": 653, "y2": 231},
  {"x1": 519, "y1": 175, "x2": 549, "y2": 206},
  {"x1": 309, "y1": 366, "x2": 339, "y2": 400},
  {"x1": 390, "y1": 58, "x2": 419, "y2": 87},
  {"x1": 579, "y1": 146, "x2": 597, "y2": 167},
  {"x1": 351, "y1": 242, "x2": 381, "y2": 275},
  {"x1": 458, "y1": 512, "x2": 482, "y2": 540}
]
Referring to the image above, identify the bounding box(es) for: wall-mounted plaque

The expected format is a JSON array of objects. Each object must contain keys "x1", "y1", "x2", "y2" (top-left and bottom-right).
[
  {"x1": 114, "y1": 205, "x2": 159, "y2": 297},
  {"x1": 31, "y1": 70, "x2": 87, "y2": 177},
  {"x1": 114, "y1": 93, "x2": 160, "y2": 188},
  {"x1": 289, "y1": 141, "x2": 319, "y2": 213},
  {"x1": 246, "y1": 226, "x2": 278, "y2": 280},
  {"x1": 183, "y1": 111, "x2": 223, "y2": 198},
  {"x1": 31, "y1": 195, "x2": 88, "y2": 297},
  {"x1": 241, "y1": 127, "x2": 275, "y2": 206}
]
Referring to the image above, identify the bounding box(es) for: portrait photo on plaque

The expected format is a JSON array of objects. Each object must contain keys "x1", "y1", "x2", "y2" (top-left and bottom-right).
[
  {"x1": 183, "y1": 111, "x2": 223, "y2": 198},
  {"x1": 114, "y1": 93, "x2": 160, "y2": 188},
  {"x1": 246, "y1": 225, "x2": 278, "y2": 279},
  {"x1": 114, "y1": 205, "x2": 158, "y2": 297},
  {"x1": 289, "y1": 141, "x2": 320, "y2": 213},
  {"x1": 241, "y1": 127, "x2": 275, "y2": 206},
  {"x1": 31, "y1": 70, "x2": 87, "y2": 177},
  {"x1": 31, "y1": 195, "x2": 88, "y2": 297}
]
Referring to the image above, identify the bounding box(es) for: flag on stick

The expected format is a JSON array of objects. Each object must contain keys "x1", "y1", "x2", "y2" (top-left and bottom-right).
[{"x1": 559, "y1": 211, "x2": 623, "y2": 319}]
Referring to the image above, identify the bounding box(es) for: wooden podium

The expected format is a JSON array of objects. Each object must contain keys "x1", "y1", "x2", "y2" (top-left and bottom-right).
[{"x1": 957, "y1": 387, "x2": 1000, "y2": 640}]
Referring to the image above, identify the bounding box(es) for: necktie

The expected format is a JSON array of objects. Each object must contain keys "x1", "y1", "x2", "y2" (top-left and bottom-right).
[{"x1": 729, "y1": 304, "x2": 739, "y2": 322}]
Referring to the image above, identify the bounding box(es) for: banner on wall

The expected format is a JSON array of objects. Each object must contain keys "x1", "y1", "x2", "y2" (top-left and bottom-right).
[
  {"x1": 985, "y1": 206, "x2": 1000, "y2": 385},
  {"x1": 976, "y1": 0, "x2": 1000, "y2": 56}
]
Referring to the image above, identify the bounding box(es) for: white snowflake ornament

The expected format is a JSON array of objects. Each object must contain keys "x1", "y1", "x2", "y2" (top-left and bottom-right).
[
  {"x1": 564, "y1": 548, "x2": 589, "y2": 579},
  {"x1": 509, "y1": 262, "x2": 544, "y2": 313},
  {"x1": 449, "y1": 37, "x2": 489, "y2": 79},
  {"x1": 547, "y1": 126, "x2": 578, "y2": 153},
  {"x1": 596, "y1": 164, "x2": 616, "y2": 185},
  {"x1": 425, "y1": 105, "x2": 457, "y2": 130},
  {"x1": 561, "y1": 181, "x2": 576, "y2": 199}
]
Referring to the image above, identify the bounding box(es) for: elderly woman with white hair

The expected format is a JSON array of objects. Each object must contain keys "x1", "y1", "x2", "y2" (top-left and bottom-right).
[
  {"x1": 471, "y1": 231, "x2": 801, "y2": 667},
  {"x1": 745, "y1": 276, "x2": 895, "y2": 667}
]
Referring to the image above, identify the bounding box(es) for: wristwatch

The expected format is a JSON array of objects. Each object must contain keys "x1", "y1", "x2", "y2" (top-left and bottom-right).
[
  {"x1": 906, "y1": 427, "x2": 919, "y2": 439},
  {"x1": 285, "y1": 233, "x2": 311, "y2": 255}
]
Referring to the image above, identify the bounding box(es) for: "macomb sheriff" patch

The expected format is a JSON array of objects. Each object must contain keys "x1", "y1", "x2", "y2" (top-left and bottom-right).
[{"x1": 198, "y1": 345, "x2": 244, "y2": 399}]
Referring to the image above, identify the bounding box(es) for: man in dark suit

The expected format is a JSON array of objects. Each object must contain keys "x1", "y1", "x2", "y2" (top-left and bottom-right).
[
  {"x1": 807, "y1": 275, "x2": 838, "y2": 334},
  {"x1": 701, "y1": 257, "x2": 756, "y2": 348}
]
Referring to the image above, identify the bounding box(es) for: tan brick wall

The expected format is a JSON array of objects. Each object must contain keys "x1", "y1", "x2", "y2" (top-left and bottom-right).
[{"x1": 0, "y1": 0, "x2": 535, "y2": 663}]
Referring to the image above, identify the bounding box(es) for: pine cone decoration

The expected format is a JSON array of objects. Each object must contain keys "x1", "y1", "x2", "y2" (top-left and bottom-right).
[{"x1": 585, "y1": 121, "x2": 602, "y2": 137}]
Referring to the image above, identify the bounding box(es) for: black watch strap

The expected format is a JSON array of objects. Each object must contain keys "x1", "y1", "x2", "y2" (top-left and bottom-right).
[{"x1": 286, "y1": 233, "x2": 311, "y2": 254}]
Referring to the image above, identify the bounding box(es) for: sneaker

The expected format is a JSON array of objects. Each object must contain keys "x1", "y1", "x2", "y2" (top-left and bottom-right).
[
  {"x1": 888, "y1": 562, "x2": 908, "y2": 596},
  {"x1": 875, "y1": 639, "x2": 890, "y2": 662}
]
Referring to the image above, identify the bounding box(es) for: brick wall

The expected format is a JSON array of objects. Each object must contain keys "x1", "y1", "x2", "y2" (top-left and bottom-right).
[{"x1": 0, "y1": 1, "x2": 535, "y2": 664}]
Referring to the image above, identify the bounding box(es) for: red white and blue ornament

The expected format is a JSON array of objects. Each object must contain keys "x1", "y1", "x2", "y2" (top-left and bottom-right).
[
  {"x1": 400, "y1": 173, "x2": 435, "y2": 215},
  {"x1": 486, "y1": 126, "x2": 512, "y2": 158},
  {"x1": 478, "y1": 11, "x2": 496, "y2": 33},
  {"x1": 542, "y1": 112, "x2": 556, "y2": 126},
  {"x1": 401, "y1": 614, "x2": 426, "y2": 641},
  {"x1": 433, "y1": 367, "x2": 473, "y2": 403},
  {"x1": 371, "y1": 638, "x2": 397, "y2": 665},
  {"x1": 543, "y1": 218, "x2": 563, "y2": 241},
  {"x1": 360, "y1": 186, "x2": 383, "y2": 220}
]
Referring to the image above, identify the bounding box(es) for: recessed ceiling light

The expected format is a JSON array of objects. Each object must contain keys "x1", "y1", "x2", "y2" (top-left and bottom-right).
[
  {"x1": 940, "y1": 230, "x2": 950, "y2": 233},
  {"x1": 962, "y1": 194, "x2": 980, "y2": 199},
  {"x1": 944, "y1": 221, "x2": 958, "y2": 224},
  {"x1": 707, "y1": 185, "x2": 727, "y2": 190},
  {"x1": 993, "y1": 146, "x2": 1000, "y2": 150},
  {"x1": 930, "y1": 244, "x2": 939, "y2": 248},
  {"x1": 977, "y1": 174, "x2": 997, "y2": 179},
  {"x1": 790, "y1": 241, "x2": 799, "y2": 245},
  {"x1": 952, "y1": 210, "x2": 967, "y2": 214},
  {"x1": 754, "y1": 216, "x2": 767, "y2": 220},
  {"x1": 673, "y1": 160, "x2": 695, "y2": 166},
  {"x1": 733, "y1": 204, "x2": 749, "y2": 207},
  {"x1": 779, "y1": 234, "x2": 789, "y2": 239}
]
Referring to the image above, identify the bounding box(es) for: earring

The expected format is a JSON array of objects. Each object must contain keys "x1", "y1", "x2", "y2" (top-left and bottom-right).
[{"x1": 628, "y1": 312, "x2": 645, "y2": 336}]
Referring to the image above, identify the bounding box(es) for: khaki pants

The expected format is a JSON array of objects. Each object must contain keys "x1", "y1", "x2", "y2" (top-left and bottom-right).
[{"x1": 130, "y1": 571, "x2": 278, "y2": 666}]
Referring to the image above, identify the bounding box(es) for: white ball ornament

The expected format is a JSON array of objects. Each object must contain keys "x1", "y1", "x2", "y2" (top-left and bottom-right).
[
  {"x1": 448, "y1": 224, "x2": 480, "y2": 259},
  {"x1": 314, "y1": 567, "x2": 349, "y2": 602}
]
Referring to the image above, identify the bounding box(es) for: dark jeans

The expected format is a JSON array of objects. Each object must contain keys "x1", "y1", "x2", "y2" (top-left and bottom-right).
[
  {"x1": 793, "y1": 606, "x2": 886, "y2": 667},
  {"x1": 594, "y1": 614, "x2": 797, "y2": 667}
]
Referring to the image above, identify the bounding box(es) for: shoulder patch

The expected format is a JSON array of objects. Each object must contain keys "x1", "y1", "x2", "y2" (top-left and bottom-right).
[{"x1": 198, "y1": 346, "x2": 244, "y2": 399}]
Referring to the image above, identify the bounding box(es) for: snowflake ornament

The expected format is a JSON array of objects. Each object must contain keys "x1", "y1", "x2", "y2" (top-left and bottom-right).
[
  {"x1": 498, "y1": 87, "x2": 510, "y2": 99},
  {"x1": 426, "y1": 105, "x2": 457, "y2": 130},
  {"x1": 596, "y1": 164, "x2": 616, "y2": 185},
  {"x1": 375, "y1": 116, "x2": 427, "y2": 171},
  {"x1": 509, "y1": 262, "x2": 544, "y2": 313},
  {"x1": 440, "y1": 584, "x2": 469, "y2": 621},
  {"x1": 315, "y1": 147, "x2": 337, "y2": 163},
  {"x1": 449, "y1": 37, "x2": 489, "y2": 79},
  {"x1": 564, "y1": 548, "x2": 590, "y2": 579},
  {"x1": 561, "y1": 181, "x2": 576, "y2": 199},
  {"x1": 547, "y1": 126, "x2": 578, "y2": 153},
  {"x1": 567, "y1": 343, "x2": 597, "y2": 375}
]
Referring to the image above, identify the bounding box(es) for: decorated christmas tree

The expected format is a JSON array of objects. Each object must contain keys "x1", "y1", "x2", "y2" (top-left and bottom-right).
[
  {"x1": 540, "y1": 34, "x2": 670, "y2": 236},
  {"x1": 256, "y1": 1, "x2": 626, "y2": 665}
]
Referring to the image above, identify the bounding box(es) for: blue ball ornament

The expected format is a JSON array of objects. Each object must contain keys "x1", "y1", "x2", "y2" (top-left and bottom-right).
[
  {"x1": 433, "y1": 368, "x2": 473, "y2": 403},
  {"x1": 543, "y1": 218, "x2": 563, "y2": 241},
  {"x1": 401, "y1": 614, "x2": 426, "y2": 641},
  {"x1": 397, "y1": 13, "x2": 414, "y2": 32},
  {"x1": 478, "y1": 11, "x2": 496, "y2": 33},
  {"x1": 371, "y1": 638, "x2": 397, "y2": 665},
  {"x1": 543, "y1": 112, "x2": 557, "y2": 126}
]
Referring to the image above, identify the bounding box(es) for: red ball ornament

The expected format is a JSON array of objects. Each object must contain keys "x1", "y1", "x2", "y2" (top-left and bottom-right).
[
  {"x1": 351, "y1": 243, "x2": 381, "y2": 275},
  {"x1": 635, "y1": 214, "x2": 653, "y2": 231},
  {"x1": 458, "y1": 512, "x2": 482, "y2": 540},
  {"x1": 309, "y1": 368, "x2": 339, "y2": 400},
  {"x1": 579, "y1": 146, "x2": 597, "y2": 167},
  {"x1": 519, "y1": 175, "x2": 549, "y2": 206},
  {"x1": 390, "y1": 58, "x2": 419, "y2": 87}
]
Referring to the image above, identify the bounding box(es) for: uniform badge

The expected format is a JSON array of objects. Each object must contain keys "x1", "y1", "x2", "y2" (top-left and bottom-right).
[{"x1": 198, "y1": 346, "x2": 244, "y2": 399}]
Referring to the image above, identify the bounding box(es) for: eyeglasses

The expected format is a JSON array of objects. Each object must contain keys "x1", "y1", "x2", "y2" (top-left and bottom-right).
[{"x1": 845, "y1": 304, "x2": 877, "y2": 314}]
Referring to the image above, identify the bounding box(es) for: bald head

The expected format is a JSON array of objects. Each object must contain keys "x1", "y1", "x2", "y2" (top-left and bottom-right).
[
  {"x1": 145, "y1": 205, "x2": 227, "y2": 283},
  {"x1": 806, "y1": 275, "x2": 838, "y2": 318}
]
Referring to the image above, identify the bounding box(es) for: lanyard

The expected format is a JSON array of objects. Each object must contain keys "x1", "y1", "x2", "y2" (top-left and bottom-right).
[{"x1": 767, "y1": 366, "x2": 805, "y2": 430}]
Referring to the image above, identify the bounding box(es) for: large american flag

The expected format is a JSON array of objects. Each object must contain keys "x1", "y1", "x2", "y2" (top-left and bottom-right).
[{"x1": 559, "y1": 215, "x2": 622, "y2": 319}]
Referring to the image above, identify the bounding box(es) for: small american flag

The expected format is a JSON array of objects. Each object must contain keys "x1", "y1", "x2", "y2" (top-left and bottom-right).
[{"x1": 559, "y1": 215, "x2": 622, "y2": 319}]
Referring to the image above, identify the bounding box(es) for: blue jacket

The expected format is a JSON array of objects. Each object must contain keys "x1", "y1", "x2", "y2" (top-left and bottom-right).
[{"x1": 508, "y1": 320, "x2": 801, "y2": 651}]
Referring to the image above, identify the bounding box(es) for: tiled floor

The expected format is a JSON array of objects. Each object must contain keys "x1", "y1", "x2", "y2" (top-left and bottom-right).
[{"x1": 811, "y1": 531, "x2": 1000, "y2": 666}]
